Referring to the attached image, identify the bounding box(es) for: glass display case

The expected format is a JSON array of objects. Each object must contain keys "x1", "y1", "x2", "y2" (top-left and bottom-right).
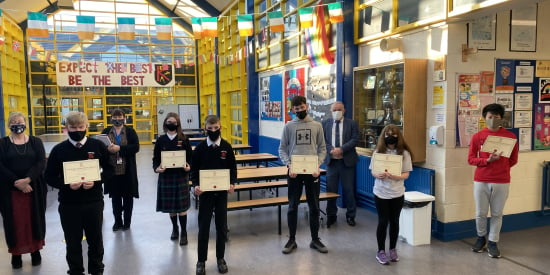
[{"x1": 353, "y1": 59, "x2": 427, "y2": 162}]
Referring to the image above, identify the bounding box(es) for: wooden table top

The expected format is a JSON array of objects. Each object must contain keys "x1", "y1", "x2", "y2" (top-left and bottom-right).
[
  {"x1": 236, "y1": 166, "x2": 326, "y2": 183},
  {"x1": 235, "y1": 153, "x2": 279, "y2": 163}
]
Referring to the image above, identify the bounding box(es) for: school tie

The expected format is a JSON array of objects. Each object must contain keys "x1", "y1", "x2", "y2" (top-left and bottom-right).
[
  {"x1": 76, "y1": 142, "x2": 82, "y2": 149},
  {"x1": 335, "y1": 121, "x2": 341, "y2": 147}
]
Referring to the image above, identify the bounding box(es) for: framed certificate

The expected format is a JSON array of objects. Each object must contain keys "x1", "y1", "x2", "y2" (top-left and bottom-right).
[
  {"x1": 161, "y1": 150, "x2": 186, "y2": 169},
  {"x1": 480, "y1": 135, "x2": 517, "y2": 158},
  {"x1": 199, "y1": 169, "x2": 230, "y2": 191},
  {"x1": 63, "y1": 159, "x2": 101, "y2": 184},
  {"x1": 371, "y1": 153, "x2": 403, "y2": 176},
  {"x1": 290, "y1": 155, "x2": 318, "y2": 174}
]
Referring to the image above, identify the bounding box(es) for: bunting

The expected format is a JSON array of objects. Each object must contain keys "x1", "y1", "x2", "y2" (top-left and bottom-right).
[
  {"x1": 305, "y1": 2, "x2": 334, "y2": 67},
  {"x1": 0, "y1": 35, "x2": 4, "y2": 45},
  {"x1": 328, "y1": 3, "x2": 344, "y2": 23},
  {"x1": 201, "y1": 17, "x2": 218, "y2": 37},
  {"x1": 155, "y1": 17, "x2": 172, "y2": 40},
  {"x1": 237, "y1": 15, "x2": 253, "y2": 37},
  {"x1": 76, "y1": 15, "x2": 95, "y2": 40},
  {"x1": 117, "y1": 17, "x2": 136, "y2": 40},
  {"x1": 0, "y1": 9, "x2": 3, "y2": 33},
  {"x1": 298, "y1": 7, "x2": 314, "y2": 29},
  {"x1": 191, "y1": 18, "x2": 203, "y2": 39},
  {"x1": 27, "y1": 12, "x2": 49, "y2": 37},
  {"x1": 12, "y1": 40, "x2": 21, "y2": 52},
  {"x1": 175, "y1": 59, "x2": 181, "y2": 68},
  {"x1": 268, "y1": 11, "x2": 284, "y2": 32}
]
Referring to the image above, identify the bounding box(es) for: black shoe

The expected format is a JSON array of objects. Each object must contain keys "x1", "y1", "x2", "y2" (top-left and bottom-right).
[
  {"x1": 346, "y1": 217, "x2": 356, "y2": 226},
  {"x1": 122, "y1": 223, "x2": 131, "y2": 231},
  {"x1": 196, "y1": 261, "x2": 205, "y2": 275},
  {"x1": 217, "y1": 258, "x2": 228, "y2": 274},
  {"x1": 112, "y1": 223, "x2": 123, "y2": 232},
  {"x1": 31, "y1": 250, "x2": 42, "y2": 266},
  {"x1": 179, "y1": 232, "x2": 188, "y2": 246},
  {"x1": 471, "y1": 236, "x2": 487, "y2": 253},
  {"x1": 310, "y1": 238, "x2": 328, "y2": 253},
  {"x1": 11, "y1": 255, "x2": 22, "y2": 269},
  {"x1": 282, "y1": 239, "x2": 297, "y2": 254},
  {"x1": 327, "y1": 216, "x2": 336, "y2": 228},
  {"x1": 487, "y1": 241, "x2": 501, "y2": 258},
  {"x1": 170, "y1": 228, "x2": 179, "y2": 240}
]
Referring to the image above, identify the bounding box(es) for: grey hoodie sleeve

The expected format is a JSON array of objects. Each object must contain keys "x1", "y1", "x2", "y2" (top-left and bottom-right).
[{"x1": 278, "y1": 125, "x2": 291, "y2": 165}]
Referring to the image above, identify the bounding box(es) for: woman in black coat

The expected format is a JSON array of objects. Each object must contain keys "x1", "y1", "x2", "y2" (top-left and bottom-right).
[{"x1": 0, "y1": 112, "x2": 47, "y2": 269}]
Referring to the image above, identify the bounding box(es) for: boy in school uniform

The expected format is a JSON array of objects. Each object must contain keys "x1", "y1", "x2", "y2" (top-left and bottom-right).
[
  {"x1": 191, "y1": 115, "x2": 237, "y2": 275},
  {"x1": 45, "y1": 111, "x2": 113, "y2": 275}
]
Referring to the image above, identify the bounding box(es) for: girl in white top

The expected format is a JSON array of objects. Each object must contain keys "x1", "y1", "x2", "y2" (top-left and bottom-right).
[{"x1": 369, "y1": 124, "x2": 413, "y2": 265}]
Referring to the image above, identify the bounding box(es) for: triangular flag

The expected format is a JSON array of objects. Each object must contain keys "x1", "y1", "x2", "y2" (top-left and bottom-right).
[
  {"x1": 175, "y1": 59, "x2": 181, "y2": 68},
  {"x1": 237, "y1": 15, "x2": 253, "y2": 37},
  {"x1": 201, "y1": 17, "x2": 218, "y2": 37},
  {"x1": 298, "y1": 7, "x2": 314, "y2": 29},
  {"x1": 0, "y1": 35, "x2": 5, "y2": 45},
  {"x1": 328, "y1": 3, "x2": 344, "y2": 24},
  {"x1": 191, "y1": 18, "x2": 203, "y2": 39},
  {"x1": 27, "y1": 12, "x2": 49, "y2": 37},
  {"x1": 305, "y1": 2, "x2": 334, "y2": 67},
  {"x1": 117, "y1": 17, "x2": 135, "y2": 40},
  {"x1": 268, "y1": 11, "x2": 284, "y2": 33},
  {"x1": 76, "y1": 15, "x2": 95, "y2": 40},
  {"x1": 155, "y1": 17, "x2": 172, "y2": 40},
  {"x1": 12, "y1": 40, "x2": 21, "y2": 52},
  {"x1": 29, "y1": 47, "x2": 37, "y2": 57}
]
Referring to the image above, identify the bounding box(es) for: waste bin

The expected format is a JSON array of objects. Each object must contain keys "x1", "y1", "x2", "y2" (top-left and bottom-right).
[{"x1": 399, "y1": 191, "x2": 435, "y2": 246}]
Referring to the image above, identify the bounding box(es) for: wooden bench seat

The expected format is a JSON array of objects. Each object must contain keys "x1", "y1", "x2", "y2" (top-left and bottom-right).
[{"x1": 228, "y1": 192, "x2": 340, "y2": 234}]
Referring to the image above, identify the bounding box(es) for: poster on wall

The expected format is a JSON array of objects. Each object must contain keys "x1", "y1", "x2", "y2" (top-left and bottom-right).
[
  {"x1": 284, "y1": 67, "x2": 307, "y2": 122},
  {"x1": 260, "y1": 74, "x2": 283, "y2": 121},
  {"x1": 495, "y1": 59, "x2": 515, "y2": 93},
  {"x1": 480, "y1": 71, "x2": 494, "y2": 94},
  {"x1": 306, "y1": 64, "x2": 336, "y2": 122},
  {"x1": 457, "y1": 74, "x2": 480, "y2": 110},
  {"x1": 519, "y1": 128, "x2": 532, "y2": 151},
  {"x1": 538, "y1": 78, "x2": 550, "y2": 103},
  {"x1": 533, "y1": 104, "x2": 550, "y2": 150}
]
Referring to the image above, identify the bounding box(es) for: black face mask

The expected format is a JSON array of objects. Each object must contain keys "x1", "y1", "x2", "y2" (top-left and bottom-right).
[
  {"x1": 68, "y1": 130, "x2": 87, "y2": 142},
  {"x1": 10, "y1": 124, "x2": 26, "y2": 134},
  {"x1": 385, "y1": 135, "x2": 398, "y2": 145},
  {"x1": 112, "y1": 119, "x2": 124, "y2": 127},
  {"x1": 165, "y1": 123, "x2": 178, "y2": 131},
  {"x1": 207, "y1": 129, "x2": 221, "y2": 141},
  {"x1": 296, "y1": 110, "x2": 307, "y2": 120}
]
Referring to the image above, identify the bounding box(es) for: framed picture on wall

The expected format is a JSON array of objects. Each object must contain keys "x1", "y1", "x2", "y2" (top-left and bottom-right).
[
  {"x1": 510, "y1": 4, "x2": 538, "y2": 52},
  {"x1": 467, "y1": 14, "x2": 496, "y2": 50}
]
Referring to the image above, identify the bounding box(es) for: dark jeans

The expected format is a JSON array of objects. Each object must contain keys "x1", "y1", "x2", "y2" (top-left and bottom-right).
[
  {"x1": 287, "y1": 174, "x2": 320, "y2": 240},
  {"x1": 325, "y1": 159, "x2": 357, "y2": 218},
  {"x1": 197, "y1": 191, "x2": 228, "y2": 262},
  {"x1": 111, "y1": 194, "x2": 134, "y2": 226},
  {"x1": 59, "y1": 200, "x2": 104, "y2": 275},
  {"x1": 374, "y1": 195, "x2": 404, "y2": 251}
]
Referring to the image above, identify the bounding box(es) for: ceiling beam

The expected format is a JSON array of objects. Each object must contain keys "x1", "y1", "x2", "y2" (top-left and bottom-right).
[
  {"x1": 190, "y1": 0, "x2": 219, "y2": 17},
  {"x1": 146, "y1": 0, "x2": 192, "y2": 33}
]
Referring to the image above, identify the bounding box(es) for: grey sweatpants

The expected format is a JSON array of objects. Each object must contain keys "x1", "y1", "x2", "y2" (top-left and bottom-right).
[{"x1": 473, "y1": 181, "x2": 510, "y2": 242}]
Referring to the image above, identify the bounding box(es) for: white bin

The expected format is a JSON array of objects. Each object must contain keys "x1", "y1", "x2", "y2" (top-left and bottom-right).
[{"x1": 399, "y1": 191, "x2": 435, "y2": 246}]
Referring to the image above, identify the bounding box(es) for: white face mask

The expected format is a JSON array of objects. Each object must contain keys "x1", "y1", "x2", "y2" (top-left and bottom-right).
[
  {"x1": 485, "y1": 117, "x2": 503, "y2": 129},
  {"x1": 332, "y1": 111, "x2": 343, "y2": 121}
]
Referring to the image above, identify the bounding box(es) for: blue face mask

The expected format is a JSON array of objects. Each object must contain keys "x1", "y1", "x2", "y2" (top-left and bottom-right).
[{"x1": 10, "y1": 124, "x2": 26, "y2": 134}]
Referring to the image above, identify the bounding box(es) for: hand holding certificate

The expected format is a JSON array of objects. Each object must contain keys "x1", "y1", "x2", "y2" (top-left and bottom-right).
[
  {"x1": 371, "y1": 153, "x2": 403, "y2": 176},
  {"x1": 481, "y1": 135, "x2": 517, "y2": 158},
  {"x1": 290, "y1": 155, "x2": 319, "y2": 174},
  {"x1": 63, "y1": 159, "x2": 101, "y2": 184},
  {"x1": 161, "y1": 150, "x2": 186, "y2": 169},
  {"x1": 199, "y1": 169, "x2": 230, "y2": 191}
]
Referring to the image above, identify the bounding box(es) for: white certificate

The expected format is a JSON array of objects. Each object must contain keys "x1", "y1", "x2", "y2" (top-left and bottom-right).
[
  {"x1": 290, "y1": 155, "x2": 319, "y2": 174},
  {"x1": 199, "y1": 169, "x2": 230, "y2": 191},
  {"x1": 481, "y1": 135, "x2": 517, "y2": 158},
  {"x1": 63, "y1": 159, "x2": 101, "y2": 184},
  {"x1": 371, "y1": 153, "x2": 403, "y2": 176},
  {"x1": 92, "y1": 134, "x2": 111, "y2": 146},
  {"x1": 161, "y1": 150, "x2": 186, "y2": 169}
]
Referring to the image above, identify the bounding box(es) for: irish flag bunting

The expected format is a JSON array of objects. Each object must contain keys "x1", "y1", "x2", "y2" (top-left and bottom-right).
[
  {"x1": 201, "y1": 17, "x2": 218, "y2": 37},
  {"x1": 237, "y1": 15, "x2": 253, "y2": 37},
  {"x1": 76, "y1": 15, "x2": 95, "y2": 40},
  {"x1": 305, "y1": 2, "x2": 334, "y2": 67},
  {"x1": 268, "y1": 11, "x2": 284, "y2": 32},
  {"x1": 27, "y1": 12, "x2": 49, "y2": 37},
  {"x1": 328, "y1": 3, "x2": 344, "y2": 23},
  {"x1": 155, "y1": 17, "x2": 172, "y2": 40},
  {"x1": 298, "y1": 7, "x2": 313, "y2": 29},
  {"x1": 191, "y1": 18, "x2": 203, "y2": 39},
  {"x1": 117, "y1": 17, "x2": 136, "y2": 40},
  {"x1": 0, "y1": 9, "x2": 3, "y2": 33}
]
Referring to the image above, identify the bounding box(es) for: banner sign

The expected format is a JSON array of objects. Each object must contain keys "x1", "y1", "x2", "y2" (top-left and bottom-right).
[{"x1": 56, "y1": 61, "x2": 174, "y2": 87}]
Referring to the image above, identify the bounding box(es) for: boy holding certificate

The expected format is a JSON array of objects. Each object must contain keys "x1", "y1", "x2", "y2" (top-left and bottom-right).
[
  {"x1": 191, "y1": 115, "x2": 236, "y2": 275},
  {"x1": 278, "y1": 95, "x2": 327, "y2": 254},
  {"x1": 45, "y1": 111, "x2": 113, "y2": 275},
  {"x1": 468, "y1": 103, "x2": 518, "y2": 258},
  {"x1": 369, "y1": 124, "x2": 413, "y2": 265}
]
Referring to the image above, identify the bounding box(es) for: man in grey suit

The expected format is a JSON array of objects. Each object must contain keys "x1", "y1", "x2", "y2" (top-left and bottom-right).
[{"x1": 322, "y1": 102, "x2": 360, "y2": 227}]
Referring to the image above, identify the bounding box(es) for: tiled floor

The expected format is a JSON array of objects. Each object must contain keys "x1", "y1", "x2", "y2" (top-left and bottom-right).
[{"x1": 1, "y1": 145, "x2": 549, "y2": 274}]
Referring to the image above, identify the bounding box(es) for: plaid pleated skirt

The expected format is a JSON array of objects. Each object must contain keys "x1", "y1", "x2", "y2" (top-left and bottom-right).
[{"x1": 156, "y1": 172, "x2": 190, "y2": 213}]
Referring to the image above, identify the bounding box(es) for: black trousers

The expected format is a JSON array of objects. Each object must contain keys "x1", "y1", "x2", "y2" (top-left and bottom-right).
[
  {"x1": 59, "y1": 200, "x2": 104, "y2": 275},
  {"x1": 374, "y1": 195, "x2": 404, "y2": 251},
  {"x1": 197, "y1": 191, "x2": 228, "y2": 262},
  {"x1": 111, "y1": 194, "x2": 134, "y2": 225},
  {"x1": 325, "y1": 159, "x2": 357, "y2": 218},
  {"x1": 287, "y1": 174, "x2": 320, "y2": 240}
]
